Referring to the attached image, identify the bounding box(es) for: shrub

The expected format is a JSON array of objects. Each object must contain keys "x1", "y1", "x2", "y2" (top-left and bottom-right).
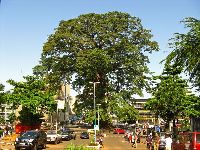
[{"x1": 65, "y1": 144, "x2": 96, "y2": 150}]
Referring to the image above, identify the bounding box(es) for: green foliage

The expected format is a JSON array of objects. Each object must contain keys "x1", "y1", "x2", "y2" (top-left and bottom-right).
[
  {"x1": 108, "y1": 92, "x2": 138, "y2": 123},
  {"x1": 35, "y1": 11, "x2": 159, "y2": 126},
  {"x1": 6, "y1": 75, "x2": 57, "y2": 125},
  {"x1": 0, "y1": 84, "x2": 7, "y2": 124},
  {"x1": 184, "y1": 94, "x2": 200, "y2": 117},
  {"x1": 0, "y1": 115, "x2": 5, "y2": 124},
  {"x1": 65, "y1": 144, "x2": 96, "y2": 150},
  {"x1": 165, "y1": 17, "x2": 200, "y2": 90},
  {"x1": 7, "y1": 112, "x2": 16, "y2": 124},
  {"x1": 145, "y1": 67, "x2": 189, "y2": 127},
  {"x1": 18, "y1": 107, "x2": 43, "y2": 125},
  {"x1": 0, "y1": 130, "x2": 3, "y2": 136},
  {"x1": 39, "y1": 11, "x2": 158, "y2": 95},
  {"x1": 0, "y1": 83, "x2": 5, "y2": 104},
  {"x1": 179, "y1": 119, "x2": 190, "y2": 131}
]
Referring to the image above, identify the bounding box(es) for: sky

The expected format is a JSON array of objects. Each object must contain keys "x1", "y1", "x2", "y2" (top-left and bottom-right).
[{"x1": 0, "y1": 0, "x2": 200, "y2": 97}]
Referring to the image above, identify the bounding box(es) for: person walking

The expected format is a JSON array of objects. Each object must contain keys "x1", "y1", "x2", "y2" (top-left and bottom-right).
[
  {"x1": 146, "y1": 133, "x2": 153, "y2": 150},
  {"x1": 133, "y1": 133, "x2": 138, "y2": 148},
  {"x1": 128, "y1": 133, "x2": 132, "y2": 144},
  {"x1": 99, "y1": 137, "x2": 104, "y2": 148},
  {"x1": 165, "y1": 134, "x2": 172, "y2": 150},
  {"x1": 153, "y1": 133, "x2": 160, "y2": 150}
]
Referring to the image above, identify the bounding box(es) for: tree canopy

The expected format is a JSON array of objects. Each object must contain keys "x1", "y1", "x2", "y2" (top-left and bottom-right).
[
  {"x1": 6, "y1": 76, "x2": 56, "y2": 125},
  {"x1": 37, "y1": 11, "x2": 158, "y2": 95},
  {"x1": 35, "y1": 11, "x2": 159, "y2": 125},
  {"x1": 145, "y1": 67, "x2": 189, "y2": 128},
  {"x1": 0, "y1": 83, "x2": 5, "y2": 104},
  {"x1": 165, "y1": 17, "x2": 200, "y2": 90}
]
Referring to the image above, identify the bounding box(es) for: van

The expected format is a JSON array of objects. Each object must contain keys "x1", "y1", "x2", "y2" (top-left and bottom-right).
[{"x1": 172, "y1": 132, "x2": 200, "y2": 150}]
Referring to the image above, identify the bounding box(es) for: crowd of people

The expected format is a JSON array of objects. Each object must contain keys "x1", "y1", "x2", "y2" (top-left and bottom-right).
[
  {"x1": 0, "y1": 125, "x2": 13, "y2": 138},
  {"x1": 124, "y1": 129, "x2": 141, "y2": 148},
  {"x1": 146, "y1": 132, "x2": 172, "y2": 150},
  {"x1": 124, "y1": 128, "x2": 173, "y2": 150}
]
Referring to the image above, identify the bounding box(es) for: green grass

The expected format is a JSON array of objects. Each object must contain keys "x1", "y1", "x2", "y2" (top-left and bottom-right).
[{"x1": 65, "y1": 144, "x2": 97, "y2": 150}]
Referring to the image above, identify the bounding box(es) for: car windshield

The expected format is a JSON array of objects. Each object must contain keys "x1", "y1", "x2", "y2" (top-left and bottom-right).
[
  {"x1": 81, "y1": 132, "x2": 88, "y2": 135},
  {"x1": 197, "y1": 134, "x2": 200, "y2": 143},
  {"x1": 22, "y1": 132, "x2": 37, "y2": 138},
  {"x1": 47, "y1": 130, "x2": 57, "y2": 134},
  {"x1": 61, "y1": 132, "x2": 70, "y2": 135}
]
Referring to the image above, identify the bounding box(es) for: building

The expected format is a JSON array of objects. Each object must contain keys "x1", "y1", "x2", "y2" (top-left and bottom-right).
[
  {"x1": 133, "y1": 98, "x2": 156, "y2": 126},
  {"x1": 47, "y1": 84, "x2": 76, "y2": 125},
  {"x1": 0, "y1": 104, "x2": 14, "y2": 123}
]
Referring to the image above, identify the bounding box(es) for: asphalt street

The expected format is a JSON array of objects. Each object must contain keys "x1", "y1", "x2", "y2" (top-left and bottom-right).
[
  {"x1": 0, "y1": 131, "x2": 147, "y2": 150},
  {"x1": 45, "y1": 132, "x2": 147, "y2": 150}
]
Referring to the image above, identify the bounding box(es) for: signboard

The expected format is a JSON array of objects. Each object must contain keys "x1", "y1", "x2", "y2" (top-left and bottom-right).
[
  {"x1": 94, "y1": 125, "x2": 99, "y2": 130},
  {"x1": 57, "y1": 100, "x2": 65, "y2": 109},
  {"x1": 155, "y1": 125, "x2": 160, "y2": 132}
]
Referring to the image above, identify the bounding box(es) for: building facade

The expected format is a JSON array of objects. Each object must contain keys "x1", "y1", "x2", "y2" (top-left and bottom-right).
[
  {"x1": 0, "y1": 104, "x2": 14, "y2": 123},
  {"x1": 133, "y1": 98, "x2": 156, "y2": 127}
]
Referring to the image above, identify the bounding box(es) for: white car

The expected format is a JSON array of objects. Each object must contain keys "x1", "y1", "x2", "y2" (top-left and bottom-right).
[{"x1": 46, "y1": 130, "x2": 62, "y2": 144}]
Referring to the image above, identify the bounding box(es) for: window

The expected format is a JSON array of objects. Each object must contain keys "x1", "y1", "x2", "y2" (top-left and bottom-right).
[{"x1": 196, "y1": 134, "x2": 200, "y2": 143}]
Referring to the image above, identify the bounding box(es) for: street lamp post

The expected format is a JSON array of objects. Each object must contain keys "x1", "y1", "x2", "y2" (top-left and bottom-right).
[
  {"x1": 89, "y1": 81, "x2": 100, "y2": 143},
  {"x1": 64, "y1": 78, "x2": 68, "y2": 121},
  {"x1": 97, "y1": 104, "x2": 101, "y2": 130}
]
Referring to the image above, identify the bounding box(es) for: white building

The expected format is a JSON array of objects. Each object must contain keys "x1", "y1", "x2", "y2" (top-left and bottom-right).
[{"x1": 0, "y1": 104, "x2": 14, "y2": 123}]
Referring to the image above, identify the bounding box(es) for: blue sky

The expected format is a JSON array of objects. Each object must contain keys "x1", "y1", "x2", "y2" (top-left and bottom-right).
[{"x1": 0, "y1": 0, "x2": 200, "y2": 96}]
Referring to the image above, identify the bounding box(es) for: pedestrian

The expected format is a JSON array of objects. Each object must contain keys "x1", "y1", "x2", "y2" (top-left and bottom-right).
[
  {"x1": 165, "y1": 134, "x2": 172, "y2": 150},
  {"x1": 153, "y1": 133, "x2": 160, "y2": 150},
  {"x1": 99, "y1": 137, "x2": 104, "y2": 148},
  {"x1": 132, "y1": 133, "x2": 138, "y2": 148},
  {"x1": 146, "y1": 133, "x2": 153, "y2": 150},
  {"x1": 129, "y1": 133, "x2": 132, "y2": 144},
  {"x1": 73, "y1": 133, "x2": 76, "y2": 140}
]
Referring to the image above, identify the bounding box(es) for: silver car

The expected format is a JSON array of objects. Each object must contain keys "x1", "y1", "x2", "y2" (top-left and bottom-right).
[{"x1": 46, "y1": 130, "x2": 62, "y2": 144}]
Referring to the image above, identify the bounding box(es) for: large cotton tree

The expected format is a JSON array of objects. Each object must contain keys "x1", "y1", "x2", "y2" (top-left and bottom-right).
[{"x1": 35, "y1": 11, "x2": 159, "y2": 124}]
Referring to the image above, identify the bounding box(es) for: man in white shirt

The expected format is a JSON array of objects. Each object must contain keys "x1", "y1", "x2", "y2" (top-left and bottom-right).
[{"x1": 165, "y1": 134, "x2": 172, "y2": 150}]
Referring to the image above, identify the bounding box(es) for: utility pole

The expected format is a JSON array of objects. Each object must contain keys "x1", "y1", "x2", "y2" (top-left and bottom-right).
[{"x1": 89, "y1": 81, "x2": 100, "y2": 143}]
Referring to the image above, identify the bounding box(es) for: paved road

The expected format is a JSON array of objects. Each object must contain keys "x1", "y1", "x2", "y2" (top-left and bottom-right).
[
  {"x1": 45, "y1": 132, "x2": 147, "y2": 150},
  {"x1": 0, "y1": 131, "x2": 147, "y2": 150},
  {"x1": 102, "y1": 133, "x2": 147, "y2": 150}
]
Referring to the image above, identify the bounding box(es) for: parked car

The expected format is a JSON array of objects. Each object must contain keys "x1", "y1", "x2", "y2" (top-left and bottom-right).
[
  {"x1": 46, "y1": 130, "x2": 62, "y2": 144},
  {"x1": 68, "y1": 129, "x2": 76, "y2": 140},
  {"x1": 61, "y1": 131, "x2": 76, "y2": 141},
  {"x1": 113, "y1": 128, "x2": 125, "y2": 134},
  {"x1": 14, "y1": 130, "x2": 47, "y2": 150},
  {"x1": 80, "y1": 132, "x2": 89, "y2": 139},
  {"x1": 172, "y1": 132, "x2": 200, "y2": 150}
]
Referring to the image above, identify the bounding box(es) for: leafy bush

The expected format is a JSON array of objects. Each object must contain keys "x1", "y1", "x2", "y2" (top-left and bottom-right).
[
  {"x1": 88, "y1": 139, "x2": 98, "y2": 146},
  {"x1": 0, "y1": 130, "x2": 3, "y2": 136},
  {"x1": 65, "y1": 144, "x2": 96, "y2": 150}
]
